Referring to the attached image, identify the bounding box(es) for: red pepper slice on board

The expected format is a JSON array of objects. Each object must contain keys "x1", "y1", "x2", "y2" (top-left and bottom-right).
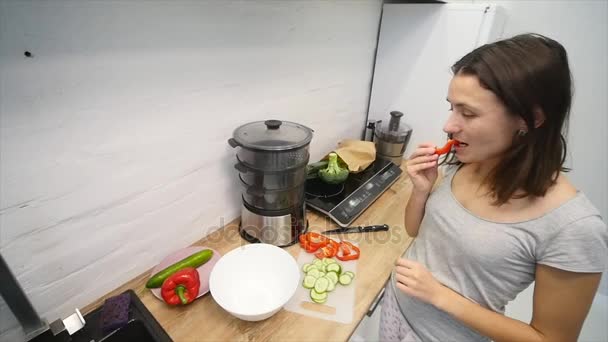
[
  {"x1": 435, "y1": 139, "x2": 460, "y2": 155},
  {"x1": 299, "y1": 232, "x2": 337, "y2": 253},
  {"x1": 161, "y1": 267, "x2": 200, "y2": 305},
  {"x1": 336, "y1": 241, "x2": 360, "y2": 261},
  {"x1": 327, "y1": 239, "x2": 339, "y2": 253},
  {"x1": 339, "y1": 241, "x2": 352, "y2": 256},
  {"x1": 299, "y1": 234, "x2": 318, "y2": 253},
  {"x1": 306, "y1": 232, "x2": 330, "y2": 249},
  {"x1": 314, "y1": 245, "x2": 337, "y2": 259}
]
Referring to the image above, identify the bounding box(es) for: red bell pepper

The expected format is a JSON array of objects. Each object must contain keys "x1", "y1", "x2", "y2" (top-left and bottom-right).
[
  {"x1": 161, "y1": 267, "x2": 200, "y2": 305},
  {"x1": 306, "y1": 232, "x2": 330, "y2": 248},
  {"x1": 435, "y1": 139, "x2": 460, "y2": 155},
  {"x1": 299, "y1": 232, "x2": 334, "y2": 253},
  {"x1": 314, "y1": 245, "x2": 335, "y2": 259},
  {"x1": 336, "y1": 241, "x2": 360, "y2": 261}
]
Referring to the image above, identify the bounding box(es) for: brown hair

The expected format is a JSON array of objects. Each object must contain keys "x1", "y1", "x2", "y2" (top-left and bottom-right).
[{"x1": 446, "y1": 33, "x2": 572, "y2": 205}]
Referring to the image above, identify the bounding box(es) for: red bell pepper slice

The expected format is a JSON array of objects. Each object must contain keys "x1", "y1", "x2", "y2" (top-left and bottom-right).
[
  {"x1": 299, "y1": 232, "x2": 336, "y2": 253},
  {"x1": 435, "y1": 139, "x2": 460, "y2": 155},
  {"x1": 299, "y1": 234, "x2": 317, "y2": 253},
  {"x1": 161, "y1": 267, "x2": 200, "y2": 305},
  {"x1": 336, "y1": 241, "x2": 360, "y2": 261},
  {"x1": 314, "y1": 245, "x2": 336, "y2": 259},
  {"x1": 306, "y1": 232, "x2": 329, "y2": 249}
]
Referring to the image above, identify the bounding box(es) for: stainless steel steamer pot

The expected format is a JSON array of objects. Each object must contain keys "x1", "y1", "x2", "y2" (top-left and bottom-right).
[{"x1": 228, "y1": 120, "x2": 312, "y2": 171}]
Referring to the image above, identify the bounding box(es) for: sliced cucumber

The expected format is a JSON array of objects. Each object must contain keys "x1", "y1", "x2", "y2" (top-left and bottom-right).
[
  {"x1": 302, "y1": 263, "x2": 312, "y2": 273},
  {"x1": 318, "y1": 271, "x2": 325, "y2": 278},
  {"x1": 326, "y1": 278, "x2": 336, "y2": 292},
  {"x1": 310, "y1": 289, "x2": 328, "y2": 303},
  {"x1": 325, "y1": 271, "x2": 339, "y2": 285},
  {"x1": 344, "y1": 271, "x2": 355, "y2": 279},
  {"x1": 307, "y1": 268, "x2": 321, "y2": 278},
  {"x1": 326, "y1": 263, "x2": 341, "y2": 274},
  {"x1": 313, "y1": 259, "x2": 324, "y2": 269},
  {"x1": 339, "y1": 274, "x2": 353, "y2": 285},
  {"x1": 322, "y1": 257, "x2": 336, "y2": 265},
  {"x1": 314, "y1": 277, "x2": 330, "y2": 293},
  {"x1": 303, "y1": 275, "x2": 317, "y2": 289}
]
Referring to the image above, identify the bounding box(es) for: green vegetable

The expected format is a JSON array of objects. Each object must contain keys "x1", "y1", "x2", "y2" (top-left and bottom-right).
[
  {"x1": 306, "y1": 160, "x2": 329, "y2": 180},
  {"x1": 301, "y1": 257, "x2": 355, "y2": 304},
  {"x1": 146, "y1": 249, "x2": 213, "y2": 288},
  {"x1": 318, "y1": 153, "x2": 349, "y2": 184}
]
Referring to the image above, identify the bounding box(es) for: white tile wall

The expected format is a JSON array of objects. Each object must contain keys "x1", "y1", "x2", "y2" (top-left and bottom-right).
[{"x1": 0, "y1": 1, "x2": 382, "y2": 339}]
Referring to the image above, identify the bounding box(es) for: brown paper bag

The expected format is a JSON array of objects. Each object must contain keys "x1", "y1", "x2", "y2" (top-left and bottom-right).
[{"x1": 323, "y1": 139, "x2": 376, "y2": 173}]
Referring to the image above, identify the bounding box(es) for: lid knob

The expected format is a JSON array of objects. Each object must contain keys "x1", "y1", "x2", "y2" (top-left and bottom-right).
[
  {"x1": 264, "y1": 120, "x2": 282, "y2": 130},
  {"x1": 388, "y1": 111, "x2": 404, "y2": 132}
]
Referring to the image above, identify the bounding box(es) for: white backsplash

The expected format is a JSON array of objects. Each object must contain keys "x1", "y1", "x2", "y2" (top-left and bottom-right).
[{"x1": 0, "y1": 1, "x2": 382, "y2": 339}]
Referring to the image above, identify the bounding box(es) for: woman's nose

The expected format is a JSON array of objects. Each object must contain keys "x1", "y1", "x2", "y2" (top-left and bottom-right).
[{"x1": 443, "y1": 112, "x2": 460, "y2": 135}]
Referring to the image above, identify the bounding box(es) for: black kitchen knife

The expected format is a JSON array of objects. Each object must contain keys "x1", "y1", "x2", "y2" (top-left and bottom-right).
[{"x1": 322, "y1": 224, "x2": 389, "y2": 235}]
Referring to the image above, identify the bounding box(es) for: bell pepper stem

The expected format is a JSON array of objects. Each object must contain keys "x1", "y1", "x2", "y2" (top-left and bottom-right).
[{"x1": 176, "y1": 285, "x2": 188, "y2": 305}]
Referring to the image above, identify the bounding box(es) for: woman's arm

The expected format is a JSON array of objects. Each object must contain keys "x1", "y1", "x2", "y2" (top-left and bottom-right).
[
  {"x1": 404, "y1": 190, "x2": 430, "y2": 237},
  {"x1": 403, "y1": 143, "x2": 439, "y2": 237},
  {"x1": 396, "y1": 260, "x2": 601, "y2": 342}
]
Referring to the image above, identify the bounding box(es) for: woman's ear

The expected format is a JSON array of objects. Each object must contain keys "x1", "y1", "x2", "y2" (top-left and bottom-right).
[{"x1": 533, "y1": 107, "x2": 546, "y2": 128}]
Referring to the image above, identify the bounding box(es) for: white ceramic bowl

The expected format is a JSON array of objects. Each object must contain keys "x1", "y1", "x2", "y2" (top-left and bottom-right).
[{"x1": 209, "y1": 243, "x2": 300, "y2": 321}]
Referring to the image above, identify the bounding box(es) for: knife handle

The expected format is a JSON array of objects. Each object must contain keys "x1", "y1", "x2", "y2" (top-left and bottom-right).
[{"x1": 360, "y1": 224, "x2": 389, "y2": 232}]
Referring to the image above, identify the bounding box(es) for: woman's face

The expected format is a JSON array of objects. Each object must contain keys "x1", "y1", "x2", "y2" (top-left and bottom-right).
[{"x1": 444, "y1": 73, "x2": 523, "y2": 165}]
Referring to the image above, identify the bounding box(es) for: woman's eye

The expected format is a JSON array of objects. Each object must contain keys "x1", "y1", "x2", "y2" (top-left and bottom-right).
[{"x1": 462, "y1": 111, "x2": 475, "y2": 118}]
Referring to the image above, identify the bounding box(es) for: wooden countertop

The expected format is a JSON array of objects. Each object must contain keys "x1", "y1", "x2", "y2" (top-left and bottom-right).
[{"x1": 84, "y1": 169, "x2": 414, "y2": 341}]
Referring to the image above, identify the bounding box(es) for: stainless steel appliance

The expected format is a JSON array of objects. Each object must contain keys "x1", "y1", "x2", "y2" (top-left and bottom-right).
[
  {"x1": 374, "y1": 111, "x2": 412, "y2": 166},
  {"x1": 229, "y1": 120, "x2": 313, "y2": 247}
]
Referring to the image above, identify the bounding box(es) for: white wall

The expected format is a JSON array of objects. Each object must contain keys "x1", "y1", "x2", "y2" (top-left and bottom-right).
[{"x1": 0, "y1": 1, "x2": 382, "y2": 340}]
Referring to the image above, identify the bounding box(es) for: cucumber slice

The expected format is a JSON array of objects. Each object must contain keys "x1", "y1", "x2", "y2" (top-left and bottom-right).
[
  {"x1": 325, "y1": 271, "x2": 339, "y2": 285},
  {"x1": 322, "y1": 257, "x2": 336, "y2": 265},
  {"x1": 326, "y1": 278, "x2": 336, "y2": 292},
  {"x1": 312, "y1": 297, "x2": 327, "y2": 304},
  {"x1": 339, "y1": 274, "x2": 353, "y2": 285},
  {"x1": 310, "y1": 289, "x2": 328, "y2": 303},
  {"x1": 302, "y1": 263, "x2": 312, "y2": 273},
  {"x1": 313, "y1": 259, "x2": 324, "y2": 269},
  {"x1": 307, "y1": 268, "x2": 321, "y2": 278},
  {"x1": 318, "y1": 271, "x2": 326, "y2": 278},
  {"x1": 326, "y1": 263, "x2": 341, "y2": 274},
  {"x1": 344, "y1": 271, "x2": 355, "y2": 279},
  {"x1": 314, "y1": 277, "x2": 330, "y2": 293},
  {"x1": 303, "y1": 275, "x2": 317, "y2": 289}
]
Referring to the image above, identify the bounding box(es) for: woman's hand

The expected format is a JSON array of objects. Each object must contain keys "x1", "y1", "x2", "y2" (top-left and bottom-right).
[
  {"x1": 395, "y1": 258, "x2": 446, "y2": 308},
  {"x1": 406, "y1": 143, "x2": 439, "y2": 195}
]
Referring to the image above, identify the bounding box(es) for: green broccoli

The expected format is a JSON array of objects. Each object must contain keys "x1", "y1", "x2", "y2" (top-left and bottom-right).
[
  {"x1": 318, "y1": 152, "x2": 349, "y2": 184},
  {"x1": 306, "y1": 160, "x2": 329, "y2": 179}
]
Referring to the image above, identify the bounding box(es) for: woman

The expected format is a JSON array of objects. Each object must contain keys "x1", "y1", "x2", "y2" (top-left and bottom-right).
[{"x1": 379, "y1": 33, "x2": 607, "y2": 342}]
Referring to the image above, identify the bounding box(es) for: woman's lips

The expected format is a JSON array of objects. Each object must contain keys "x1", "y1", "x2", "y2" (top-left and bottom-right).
[{"x1": 454, "y1": 142, "x2": 468, "y2": 151}]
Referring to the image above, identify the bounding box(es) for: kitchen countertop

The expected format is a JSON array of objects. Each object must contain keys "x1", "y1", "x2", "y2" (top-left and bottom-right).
[{"x1": 83, "y1": 168, "x2": 415, "y2": 341}]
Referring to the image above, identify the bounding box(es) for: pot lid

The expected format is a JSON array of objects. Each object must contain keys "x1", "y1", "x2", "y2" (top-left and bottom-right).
[{"x1": 231, "y1": 120, "x2": 313, "y2": 151}]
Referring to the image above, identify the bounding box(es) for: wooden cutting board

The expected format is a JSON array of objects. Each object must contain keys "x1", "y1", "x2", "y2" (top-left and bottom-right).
[{"x1": 283, "y1": 245, "x2": 358, "y2": 324}]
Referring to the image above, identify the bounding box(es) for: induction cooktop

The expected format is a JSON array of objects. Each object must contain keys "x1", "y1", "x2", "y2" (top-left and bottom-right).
[{"x1": 305, "y1": 158, "x2": 402, "y2": 227}]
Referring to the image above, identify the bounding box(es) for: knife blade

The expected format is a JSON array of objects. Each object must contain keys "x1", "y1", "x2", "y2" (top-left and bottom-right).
[{"x1": 322, "y1": 224, "x2": 389, "y2": 235}]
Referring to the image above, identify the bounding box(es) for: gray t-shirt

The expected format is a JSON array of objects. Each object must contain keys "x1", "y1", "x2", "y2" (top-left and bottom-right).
[{"x1": 392, "y1": 167, "x2": 608, "y2": 341}]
